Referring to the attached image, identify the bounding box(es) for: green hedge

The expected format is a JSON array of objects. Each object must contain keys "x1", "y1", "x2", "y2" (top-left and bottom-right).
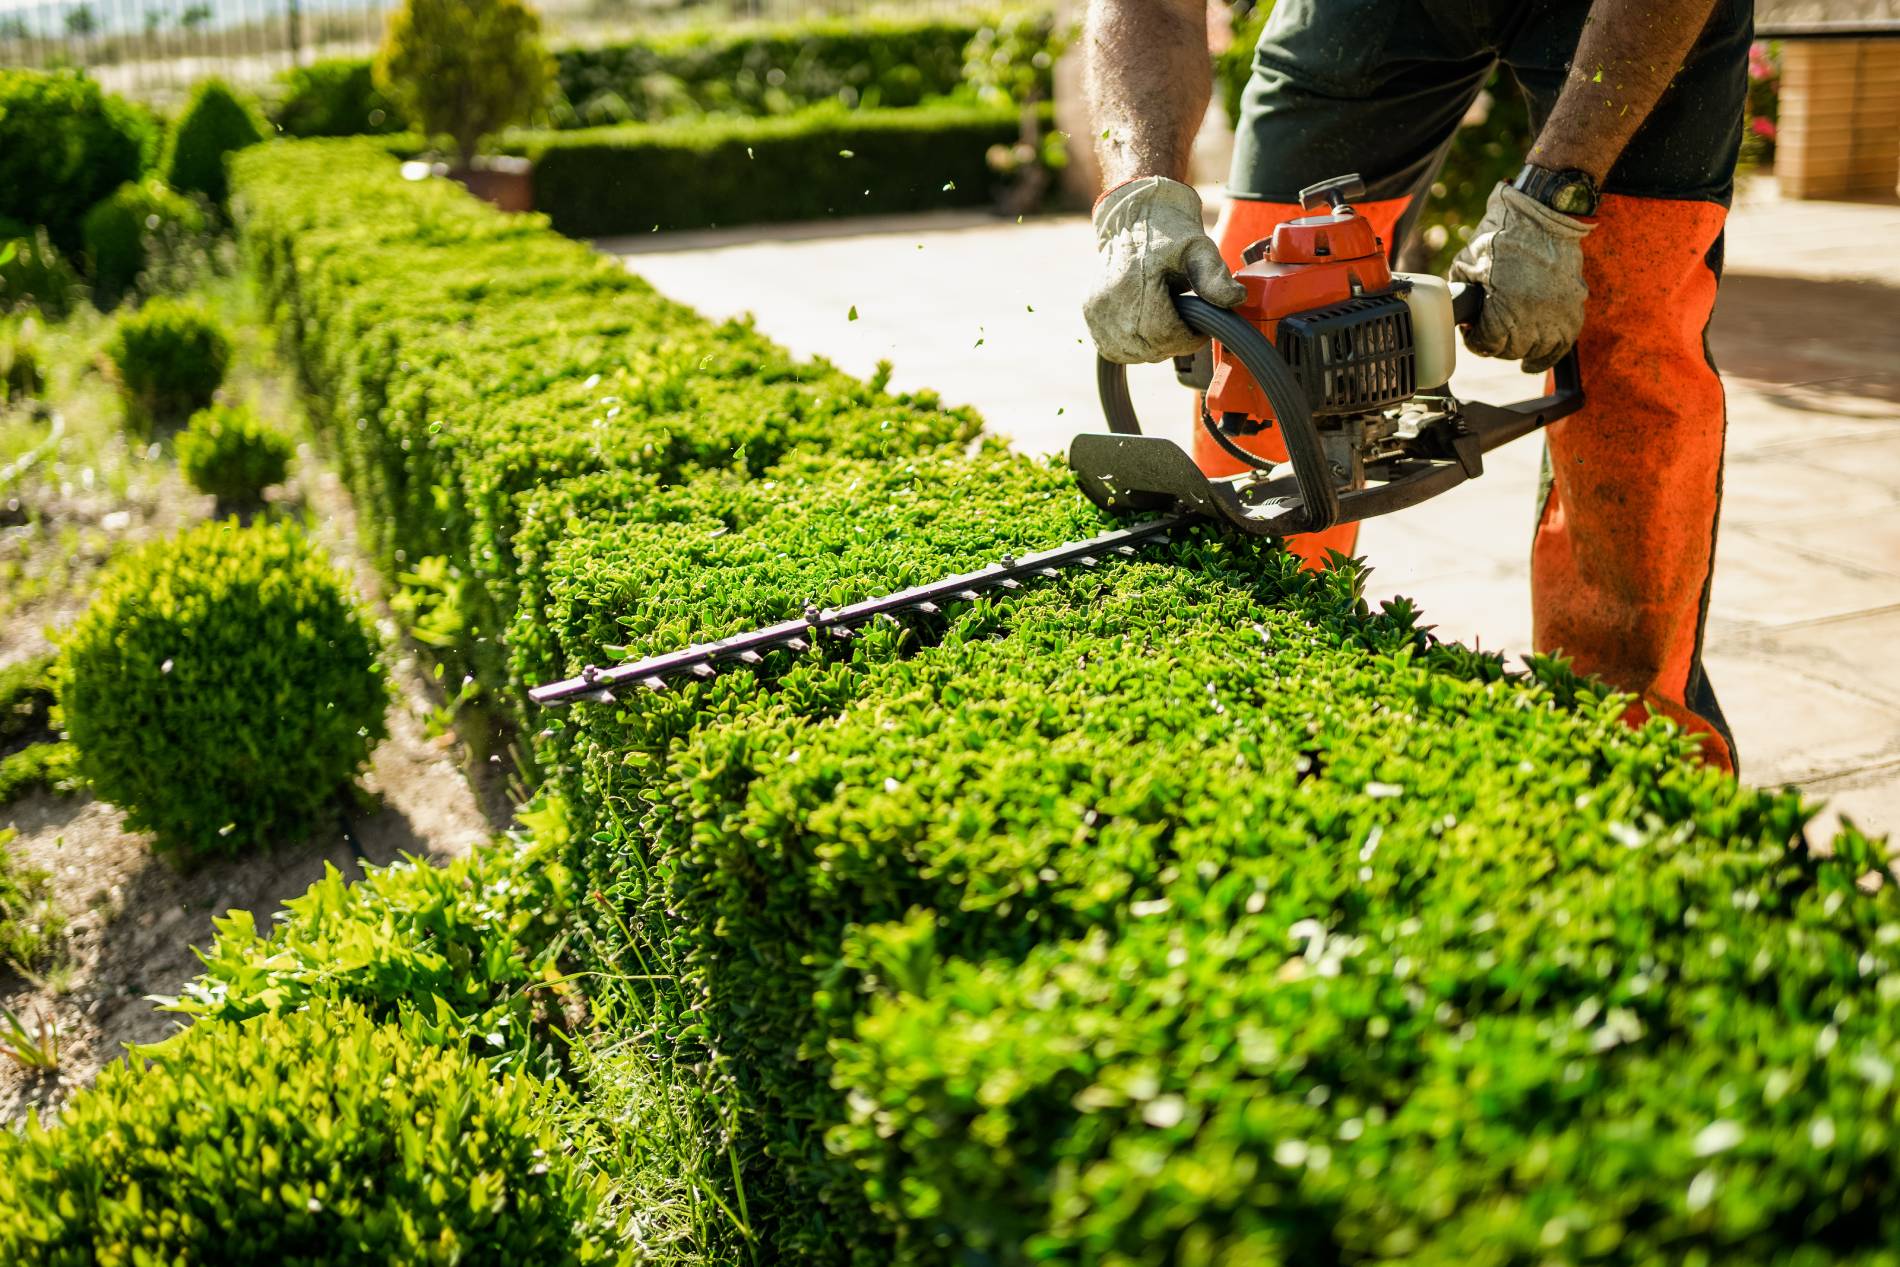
[
  {"x1": 514, "y1": 100, "x2": 1033, "y2": 238},
  {"x1": 234, "y1": 141, "x2": 1897, "y2": 1266},
  {"x1": 553, "y1": 15, "x2": 983, "y2": 127}
]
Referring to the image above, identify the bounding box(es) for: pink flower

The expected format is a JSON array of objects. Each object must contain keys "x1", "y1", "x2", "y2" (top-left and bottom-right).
[{"x1": 1750, "y1": 116, "x2": 1777, "y2": 140}]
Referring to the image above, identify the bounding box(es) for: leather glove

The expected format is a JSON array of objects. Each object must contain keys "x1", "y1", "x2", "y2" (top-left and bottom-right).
[
  {"x1": 1448, "y1": 182, "x2": 1593, "y2": 374},
  {"x1": 1085, "y1": 176, "x2": 1247, "y2": 365}
]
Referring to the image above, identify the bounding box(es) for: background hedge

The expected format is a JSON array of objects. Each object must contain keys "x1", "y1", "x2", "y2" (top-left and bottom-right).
[
  {"x1": 270, "y1": 15, "x2": 996, "y2": 136},
  {"x1": 515, "y1": 100, "x2": 1037, "y2": 237}
]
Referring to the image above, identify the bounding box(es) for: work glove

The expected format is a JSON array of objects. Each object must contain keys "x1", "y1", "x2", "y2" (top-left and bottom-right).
[
  {"x1": 1448, "y1": 182, "x2": 1593, "y2": 374},
  {"x1": 1085, "y1": 176, "x2": 1247, "y2": 365}
]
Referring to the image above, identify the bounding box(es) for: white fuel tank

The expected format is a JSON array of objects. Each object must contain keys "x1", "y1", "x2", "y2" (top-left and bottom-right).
[{"x1": 1392, "y1": 272, "x2": 1456, "y2": 393}]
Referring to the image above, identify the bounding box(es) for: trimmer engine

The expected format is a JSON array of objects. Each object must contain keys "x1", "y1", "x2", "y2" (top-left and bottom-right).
[{"x1": 1079, "y1": 173, "x2": 1582, "y2": 537}]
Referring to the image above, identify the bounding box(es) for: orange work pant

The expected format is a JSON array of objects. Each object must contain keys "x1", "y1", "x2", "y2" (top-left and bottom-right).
[{"x1": 1206, "y1": 194, "x2": 1736, "y2": 771}]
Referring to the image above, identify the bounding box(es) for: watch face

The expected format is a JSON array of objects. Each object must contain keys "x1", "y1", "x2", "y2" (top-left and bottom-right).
[{"x1": 1550, "y1": 180, "x2": 1595, "y2": 214}]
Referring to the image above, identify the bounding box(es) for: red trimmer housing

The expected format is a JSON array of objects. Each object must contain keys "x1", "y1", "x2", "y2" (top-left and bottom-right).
[{"x1": 1207, "y1": 185, "x2": 1403, "y2": 427}]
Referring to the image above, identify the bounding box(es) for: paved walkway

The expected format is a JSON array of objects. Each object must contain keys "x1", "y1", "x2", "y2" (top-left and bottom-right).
[{"x1": 604, "y1": 179, "x2": 1900, "y2": 842}]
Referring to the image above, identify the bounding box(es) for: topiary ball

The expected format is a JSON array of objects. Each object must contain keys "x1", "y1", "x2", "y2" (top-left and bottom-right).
[
  {"x1": 80, "y1": 180, "x2": 209, "y2": 307},
  {"x1": 0, "y1": 227, "x2": 80, "y2": 319},
  {"x1": 0, "y1": 1003, "x2": 626, "y2": 1264},
  {"x1": 177, "y1": 403, "x2": 294, "y2": 504},
  {"x1": 161, "y1": 78, "x2": 269, "y2": 210},
  {"x1": 57, "y1": 519, "x2": 389, "y2": 859},
  {"x1": 105, "y1": 298, "x2": 229, "y2": 435}
]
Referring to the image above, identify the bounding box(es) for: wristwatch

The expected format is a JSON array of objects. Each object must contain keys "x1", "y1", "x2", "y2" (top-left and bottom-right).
[{"x1": 1512, "y1": 163, "x2": 1599, "y2": 216}]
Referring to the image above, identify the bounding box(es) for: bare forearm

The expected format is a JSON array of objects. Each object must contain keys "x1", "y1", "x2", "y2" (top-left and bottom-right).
[
  {"x1": 1083, "y1": 0, "x2": 1210, "y2": 187},
  {"x1": 1530, "y1": 0, "x2": 1720, "y2": 182}
]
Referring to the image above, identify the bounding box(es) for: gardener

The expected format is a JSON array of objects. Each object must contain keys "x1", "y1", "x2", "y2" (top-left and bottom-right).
[{"x1": 1081, "y1": 0, "x2": 1747, "y2": 771}]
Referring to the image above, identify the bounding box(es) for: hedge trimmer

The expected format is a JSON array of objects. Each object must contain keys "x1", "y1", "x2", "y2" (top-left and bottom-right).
[{"x1": 530, "y1": 174, "x2": 1582, "y2": 707}]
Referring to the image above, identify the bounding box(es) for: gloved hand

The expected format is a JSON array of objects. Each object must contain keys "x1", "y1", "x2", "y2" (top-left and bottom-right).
[
  {"x1": 1085, "y1": 176, "x2": 1247, "y2": 365},
  {"x1": 1448, "y1": 182, "x2": 1593, "y2": 374}
]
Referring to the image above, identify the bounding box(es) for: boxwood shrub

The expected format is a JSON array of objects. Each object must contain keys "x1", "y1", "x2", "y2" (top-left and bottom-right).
[
  {"x1": 516, "y1": 100, "x2": 1038, "y2": 237},
  {"x1": 105, "y1": 297, "x2": 229, "y2": 433},
  {"x1": 57, "y1": 518, "x2": 389, "y2": 859},
  {"x1": 160, "y1": 833, "x2": 574, "y2": 1071},
  {"x1": 81, "y1": 179, "x2": 211, "y2": 308},
  {"x1": 0, "y1": 228, "x2": 80, "y2": 319},
  {"x1": 176, "y1": 402, "x2": 294, "y2": 503},
  {"x1": 0, "y1": 1003, "x2": 629, "y2": 1264},
  {"x1": 0, "y1": 69, "x2": 156, "y2": 257},
  {"x1": 160, "y1": 78, "x2": 269, "y2": 210},
  {"x1": 273, "y1": 57, "x2": 410, "y2": 137},
  {"x1": 235, "y1": 139, "x2": 1896, "y2": 1266}
]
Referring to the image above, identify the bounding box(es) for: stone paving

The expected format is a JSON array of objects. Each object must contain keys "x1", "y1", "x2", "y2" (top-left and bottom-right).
[{"x1": 605, "y1": 178, "x2": 1900, "y2": 841}]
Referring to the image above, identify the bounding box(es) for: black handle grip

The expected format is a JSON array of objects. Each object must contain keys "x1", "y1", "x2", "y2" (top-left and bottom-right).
[
  {"x1": 1096, "y1": 295, "x2": 1337, "y2": 534},
  {"x1": 1449, "y1": 280, "x2": 1484, "y2": 327}
]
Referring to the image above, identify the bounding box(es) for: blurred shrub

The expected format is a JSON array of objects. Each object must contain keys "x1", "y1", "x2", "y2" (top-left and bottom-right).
[
  {"x1": 375, "y1": 0, "x2": 553, "y2": 165},
  {"x1": 104, "y1": 298, "x2": 229, "y2": 433},
  {"x1": 0, "y1": 230, "x2": 80, "y2": 319},
  {"x1": 57, "y1": 518, "x2": 389, "y2": 859},
  {"x1": 962, "y1": 10, "x2": 1073, "y2": 212},
  {"x1": 273, "y1": 57, "x2": 408, "y2": 137},
  {"x1": 161, "y1": 78, "x2": 269, "y2": 209},
  {"x1": 176, "y1": 402, "x2": 293, "y2": 503},
  {"x1": 0, "y1": 69, "x2": 156, "y2": 257},
  {"x1": 2, "y1": 322, "x2": 45, "y2": 404},
  {"x1": 1414, "y1": 73, "x2": 1532, "y2": 271},
  {"x1": 81, "y1": 180, "x2": 210, "y2": 308},
  {"x1": 0, "y1": 1003, "x2": 629, "y2": 1263}
]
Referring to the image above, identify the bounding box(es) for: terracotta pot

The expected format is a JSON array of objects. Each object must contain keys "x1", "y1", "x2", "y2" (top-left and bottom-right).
[{"x1": 452, "y1": 156, "x2": 535, "y2": 213}]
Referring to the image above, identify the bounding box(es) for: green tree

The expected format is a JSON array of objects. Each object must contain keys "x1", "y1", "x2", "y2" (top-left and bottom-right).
[{"x1": 374, "y1": 0, "x2": 553, "y2": 168}]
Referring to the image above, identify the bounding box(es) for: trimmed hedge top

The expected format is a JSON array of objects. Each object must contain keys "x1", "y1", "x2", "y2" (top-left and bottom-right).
[{"x1": 232, "y1": 140, "x2": 1896, "y2": 1267}]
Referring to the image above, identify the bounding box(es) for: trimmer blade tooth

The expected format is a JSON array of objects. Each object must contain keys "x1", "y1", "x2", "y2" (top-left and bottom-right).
[
  {"x1": 691, "y1": 663, "x2": 717, "y2": 679},
  {"x1": 785, "y1": 637, "x2": 809, "y2": 652},
  {"x1": 956, "y1": 589, "x2": 980, "y2": 602},
  {"x1": 998, "y1": 578, "x2": 1022, "y2": 590},
  {"x1": 1034, "y1": 567, "x2": 1060, "y2": 578},
  {"x1": 736, "y1": 650, "x2": 763, "y2": 665},
  {"x1": 913, "y1": 601, "x2": 940, "y2": 615},
  {"x1": 641, "y1": 676, "x2": 668, "y2": 693},
  {"x1": 831, "y1": 626, "x2": 855, "y2": 640}
]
